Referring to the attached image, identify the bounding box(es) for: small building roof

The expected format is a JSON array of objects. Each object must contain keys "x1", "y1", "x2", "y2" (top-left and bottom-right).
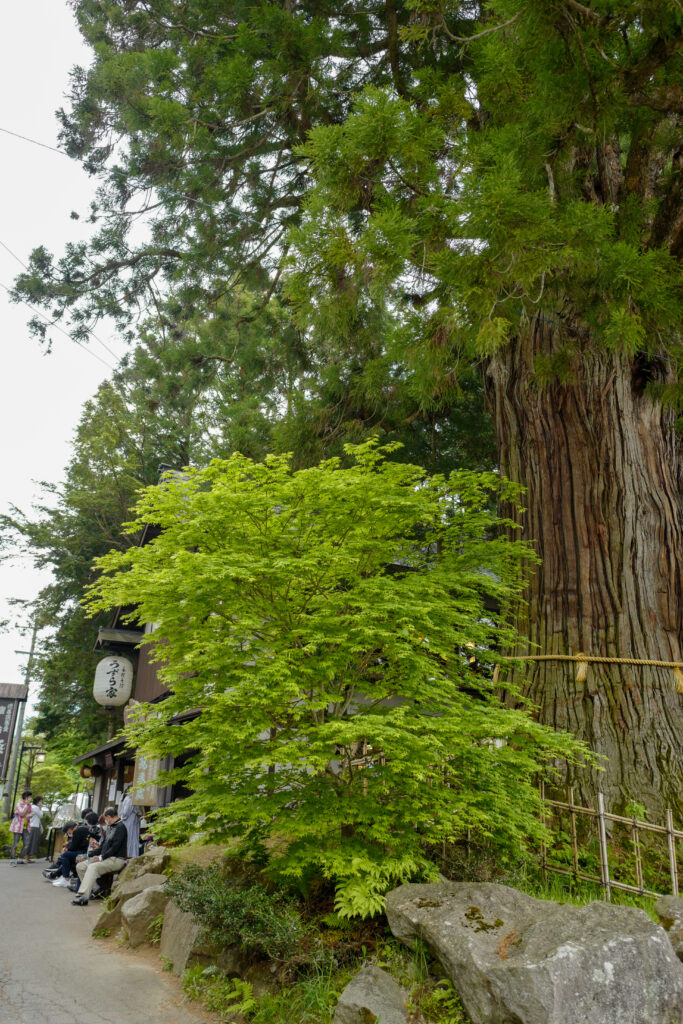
[
  {"x1": 72, "y1": 735, "x2": 128, "y2": 765},
  {"x1": 0, "y1": 683, "x2": 28, "y2": 701},
  {"x1": 95, "y1": 626, "x2": 144, "y2": 650}
]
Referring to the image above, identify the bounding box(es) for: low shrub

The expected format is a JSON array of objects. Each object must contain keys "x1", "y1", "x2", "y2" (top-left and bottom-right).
[
  {"x1": 1, "y1": 822, "x2": 16, "y2": 858},
  {"x1": 167, "y1": 863, "x2": 308, "y2": 962}
]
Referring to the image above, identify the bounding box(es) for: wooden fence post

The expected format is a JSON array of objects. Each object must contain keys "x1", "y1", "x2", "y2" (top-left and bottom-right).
[
  {"x1": 568, "y1": 787, "x2": 579, "y2": 879},
  {"x1": 631, "y1": 817, "x2": 644, "y2": 895},
  {"x1": 539, "y1": 779, "x2": 547, "y2": 883},
  {"x1": 667, "y1": 809, "x2": 679, "y2": 898},
  {"x1": 596, "y1": 792, "x2": 611, "y2": 901},
  {"x1": 537, "y1": 788, "x2": 683, "y2": 900}
]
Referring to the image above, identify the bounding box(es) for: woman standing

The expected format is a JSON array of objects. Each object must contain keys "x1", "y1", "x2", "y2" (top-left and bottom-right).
[
  {"x1": 25, "y1": 795, "x2": 45, "y2": 863},
  {"x1": 10, "y1": 790, "x2": 32, "y2": 863}
]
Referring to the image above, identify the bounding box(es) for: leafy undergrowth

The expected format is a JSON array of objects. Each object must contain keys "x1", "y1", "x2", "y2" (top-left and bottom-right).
[
  {"x1": 181, "y1": 938, "x2": 472, "y2": 1024},
  {"x1": 171, "y1": 842, "x2": 662, "y2": 1024},
  {"x1": 170, "y1": 855, "x2": 471, "y2": 1020}
]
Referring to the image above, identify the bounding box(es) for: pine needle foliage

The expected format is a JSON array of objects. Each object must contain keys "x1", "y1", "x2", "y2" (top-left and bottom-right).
[
  {"x1": 287, "y1": 0, "x2": 683, "y2": 411},
  {"x1": 87, "y1": 441, "x2": 586, "y2": 916}
]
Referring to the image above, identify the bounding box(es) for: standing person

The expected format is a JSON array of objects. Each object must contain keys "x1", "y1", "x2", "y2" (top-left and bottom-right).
[
  {"x1": 9, "y1": 790, "x2": 32, "y2": 863},
  {"x1": 119, "y1": 788, "x2": 140, "y2": 859},
  {"x1": 25, "y1": 795, "x2": 45, "y2": 863},
  {"x1": 72, "y1": 806, "x2": 127, "y2": 906}
]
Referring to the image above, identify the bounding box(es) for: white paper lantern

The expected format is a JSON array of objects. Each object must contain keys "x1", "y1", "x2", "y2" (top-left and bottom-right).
[{"x1": 93, "y1": 656, "x2": 134, "y2": 707}]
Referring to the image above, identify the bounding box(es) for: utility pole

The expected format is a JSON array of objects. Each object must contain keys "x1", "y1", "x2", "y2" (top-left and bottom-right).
[{"x1": 3, "y1": 622, "x2": 37, "y2": 819}]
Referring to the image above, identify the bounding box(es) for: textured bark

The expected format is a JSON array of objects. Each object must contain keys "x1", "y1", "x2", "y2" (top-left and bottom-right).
[{"x1": 485, "y1": 316, "x2": 683, "y2": 817}]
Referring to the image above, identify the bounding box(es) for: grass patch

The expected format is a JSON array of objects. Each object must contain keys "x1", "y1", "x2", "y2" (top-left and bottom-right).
[
  {"x1": 146, "y1": 913, "x2": 165, "y2": 946},
  {"x1": 440, "y1": 844, "x2": 659, "y2": 920},
  {"x1": 183, "y1": 962, "x2": 354, "y2": 1023},
  {"x1": 497, "y1": 861, "x2": 658, "y2": 922}
]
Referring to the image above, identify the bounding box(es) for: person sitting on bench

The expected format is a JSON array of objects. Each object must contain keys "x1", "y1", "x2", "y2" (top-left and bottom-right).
[
  {"x1": 72, "y1": 806, "x2": 127, "y2": 907},
  {"x1": 45, "y1": 819, "x2": 91, "y2": 886}
]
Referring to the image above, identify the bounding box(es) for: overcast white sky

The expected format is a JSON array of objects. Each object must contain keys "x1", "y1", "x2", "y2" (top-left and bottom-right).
[{"x1": 0, "y1": 2, "x2": 126, "y2": 699}]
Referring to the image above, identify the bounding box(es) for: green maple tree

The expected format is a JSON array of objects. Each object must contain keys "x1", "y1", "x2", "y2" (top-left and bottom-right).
[{"x1": 87, "y1": 442, "x2": 586, "y2": 915}]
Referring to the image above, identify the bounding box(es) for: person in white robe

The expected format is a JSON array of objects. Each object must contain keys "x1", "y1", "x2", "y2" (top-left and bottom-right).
[{"x1": 119, "y1": 789, "x2": 140, "y2": 859}]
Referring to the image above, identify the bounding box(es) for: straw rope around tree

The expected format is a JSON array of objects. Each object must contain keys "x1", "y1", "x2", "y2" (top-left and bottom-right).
[{"x1": 496, "y1": 654, "x2": 683, "y2": 692}]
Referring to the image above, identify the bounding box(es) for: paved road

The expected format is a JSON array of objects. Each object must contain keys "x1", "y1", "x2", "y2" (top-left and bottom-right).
[{"x1": 0, "y1": 860, "x2": 209, "y2": 1024}]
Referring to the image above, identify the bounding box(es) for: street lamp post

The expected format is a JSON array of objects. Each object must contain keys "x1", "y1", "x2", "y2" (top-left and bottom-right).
[{"x1": 26, "y1": 748, "x2": 46, "y2": 788}]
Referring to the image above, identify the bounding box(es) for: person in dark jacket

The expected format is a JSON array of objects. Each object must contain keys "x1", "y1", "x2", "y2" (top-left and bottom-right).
[
  {"x1": 47, "y1": 819, "x2": 92, "y2": 887},
  {"x1": 72, "y1": 807, "x2": 128, "y2": 906}
]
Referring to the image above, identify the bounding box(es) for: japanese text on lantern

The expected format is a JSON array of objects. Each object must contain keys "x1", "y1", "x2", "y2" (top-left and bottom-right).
[{"x1": 93, "y1": 657, "x2": 134, "y2": 707}]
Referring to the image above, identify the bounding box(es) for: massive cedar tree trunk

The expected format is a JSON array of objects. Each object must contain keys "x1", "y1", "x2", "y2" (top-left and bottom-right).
[{"x1": 485, "y1": 316, "x2": 683, "y2": 817}]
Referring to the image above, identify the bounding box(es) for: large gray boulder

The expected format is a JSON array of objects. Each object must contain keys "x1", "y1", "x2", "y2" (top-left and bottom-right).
[
  {"x1": 92, "y1": 903, "x2": 124, "y2": 937},
  {"x1": 333, "y1": 966, "x2": 409, "y2": 1024},
  {"x1": 386, "y1": 882, "x2": 683, "y2": 1024},
  {"x1": 655, "y1": 895, "x2": 683, "y2": 960},
  {"x1": 95, "y1": 871, "x2": 168, "y2": 935},
  {"x1": 110, "y1": 871, "x2": 168, "y2": 906},
  {"x1": 121, "y1": 885, "x2": 170, "y2": 948},
  {"x1": 116, "y1": 846, "x2": 170, "y2": 885},
  {"x1": 159, "y1": 900, "x2": 246, "y2": 977}
]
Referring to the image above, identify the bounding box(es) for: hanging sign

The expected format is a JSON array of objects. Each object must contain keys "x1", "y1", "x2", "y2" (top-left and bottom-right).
[
  {"x1": 131, "y1": 754, "x2": 161, "y2": 806},
  {"x1": 0, "y1": 698, "x2": 19, "y2": 781},
  {"x1": 93, "y1": 657, "x2": 134, "y2": 707}
]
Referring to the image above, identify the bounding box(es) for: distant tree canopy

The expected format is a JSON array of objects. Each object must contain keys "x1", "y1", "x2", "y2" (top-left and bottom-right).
[{"x1": 15, "y1": 727, "x2": 90, "y2": 808}]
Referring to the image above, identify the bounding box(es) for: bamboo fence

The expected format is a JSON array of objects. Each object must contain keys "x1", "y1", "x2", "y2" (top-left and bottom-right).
[{"x1": 539, "y1": 782, "x2": 682, "y2": 900}]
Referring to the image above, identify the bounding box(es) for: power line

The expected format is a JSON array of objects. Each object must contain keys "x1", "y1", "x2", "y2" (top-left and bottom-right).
[
  {"x1": 0, "y1": 123, "x2": 260, "y2": 223},
  {"x1": 0, "y1": 125, "x2": 65, "y2": 156},
  {"x1": 0, "y1": 238, "x2": 28, "y2": 270},
  {"x1": 0, "y1": 281, "x2": 116, "y2": 372},
  {"x1": 0, "y1": 237, "x2": 119, "y2": 362}
]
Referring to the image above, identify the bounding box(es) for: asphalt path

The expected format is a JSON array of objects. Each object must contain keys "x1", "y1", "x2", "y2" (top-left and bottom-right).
[{"x1": 0, "y1": 859, "x2": 209, "y2": 1024}]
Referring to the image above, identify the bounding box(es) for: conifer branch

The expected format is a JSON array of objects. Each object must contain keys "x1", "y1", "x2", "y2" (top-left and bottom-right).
[
  {"x1": 557, "y1": 0, "x2": 605, "y2": 24},
  {"x1": 440, "y1": 10, "x2": 523, "y2": 44}
]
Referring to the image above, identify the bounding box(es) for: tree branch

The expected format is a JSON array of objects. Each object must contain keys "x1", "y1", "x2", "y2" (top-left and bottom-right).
[
  {"x1": 557, "y1": 0, "x2": 605, "y2": 25},
  {"x1": 385, "y1": 0, "x2": 410, "y2": 99},
  {"x1": 440, "y1": 10, "x2": 523, "y2": 44}
]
